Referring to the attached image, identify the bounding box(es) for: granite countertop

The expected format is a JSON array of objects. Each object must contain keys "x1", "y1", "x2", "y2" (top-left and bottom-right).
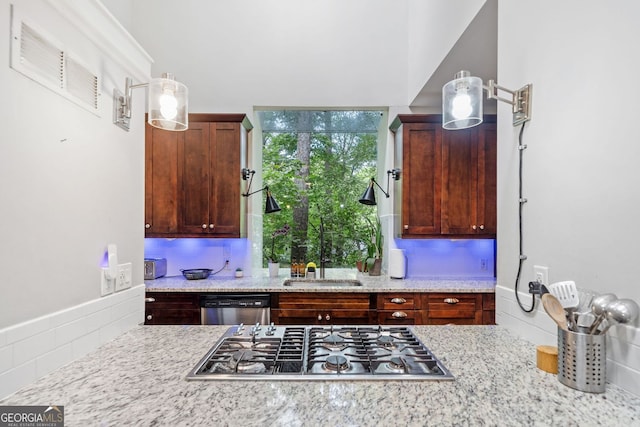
[
  {"x1": 2, "y1": 325, "x2": 638, "y2": 426},
  {"x1": 146, "y1": 268, "x2": 496, "y2": 293}
]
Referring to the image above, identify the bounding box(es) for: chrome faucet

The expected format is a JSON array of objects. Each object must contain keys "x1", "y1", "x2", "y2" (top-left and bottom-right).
[{"x1": 319, "y1": 217, "x2": 330, "y2": 279}]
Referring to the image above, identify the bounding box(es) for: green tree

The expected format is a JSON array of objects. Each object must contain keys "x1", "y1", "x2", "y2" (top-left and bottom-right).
[{"x1": 261, "y1": 110, "x2": 381, "y2": 268}]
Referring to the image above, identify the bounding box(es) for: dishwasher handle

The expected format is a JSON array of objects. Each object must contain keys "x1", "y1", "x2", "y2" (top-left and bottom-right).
[{"x1": 199, "y1": 294, "x2": 271, "y2": 308}]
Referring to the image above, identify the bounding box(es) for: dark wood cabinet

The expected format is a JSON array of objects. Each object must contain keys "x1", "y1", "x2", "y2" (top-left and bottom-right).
[
  {"x1": 271, "y1": 293, "x2": 375, "y2": 325},
  {"x1": 376, "y1": 293, "x2": 422, "y2": 325},
  {"x1": 145, "y1": 114, "x2": 251, "y2": 238},
  {"x1": 422, "y1": 293, "x2": 484, "y2": 325},
  {"x1": 391, "y1": 115, "x2": 496, "y2": 238},
  {"x1": 144, "y1": 292, "x2": 200, "y2": 325}
]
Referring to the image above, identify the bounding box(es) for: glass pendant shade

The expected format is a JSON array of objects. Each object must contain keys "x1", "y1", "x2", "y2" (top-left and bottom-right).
[
  {"x1": 359, "y1": 181, "x2": 377, "y2": 205},
  {"x1": 148, "y1": 73, "x2": 188, "y2": 131},
  {"x1": 265, "y1": 190, "x2": 281, "y2": 214},
  {"x1": 442, "y1": 70, "x2": 483, "y2": 130}
]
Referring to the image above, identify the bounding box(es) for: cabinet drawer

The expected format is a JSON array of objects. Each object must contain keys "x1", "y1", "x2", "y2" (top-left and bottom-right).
[
  {"x1": 423, "y1": 293, "x2": 483, "y2": 324},
  {"x1": 275, "y1": 293, "x2": 372, "y2": 310},
  {"x1": 376, "y1": 293, "x2": 419, "y2": 310},
  {"x1": 377, "y1": 310, "x2": 420, "y2": 325}
]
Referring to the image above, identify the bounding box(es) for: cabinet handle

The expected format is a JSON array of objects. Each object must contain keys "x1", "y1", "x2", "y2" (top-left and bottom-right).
[
  {"x1": 146, "y1": 315, "x2": 152, "y2": 320},
  {"x1": 390, "y1": 297, "x2": 407, "y2": 304},
  {"x1": 209, "y1": 224, "x2": 215, "y2": 229},
  {"x1": 202, "y1": 224, "x2": 207, "y2": 229},
  {"x1": 404, "y1": 225, "x2": 409, "y2": 230},
  {"x1": 145, "y1": 298, "x2": 156, "y2": 303},
  {"x1": 444, "y1": 298, "x2": 459, "y2": 304},
  {"x1": 392, "y1": 311, "x2": 407, "y2": 318},
  {"x1": 318, "y1": 314, "x2": 322, "y2": 321},
  {"x1": 145, "y1": 223, "x2": 151, "y2": 229},
  {"x1": 472, "y1": 225, "x2": 477, "y2": 230},
  {"x1": 479, "y1": 225, "x2": 485, "y2": 230},
  {"x1": 325, "y1": 314, "x2": 331, "y2": 321}
]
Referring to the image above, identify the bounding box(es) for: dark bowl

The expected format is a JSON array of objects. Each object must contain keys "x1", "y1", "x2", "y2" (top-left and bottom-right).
[{"x1": 181, "y1": 268, "x2": 213, "y2": 280}]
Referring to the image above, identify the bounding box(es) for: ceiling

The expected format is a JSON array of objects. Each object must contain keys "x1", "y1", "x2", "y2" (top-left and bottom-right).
[{"x1": 410, "y1": 0, "x2": 497, "y2": 110}]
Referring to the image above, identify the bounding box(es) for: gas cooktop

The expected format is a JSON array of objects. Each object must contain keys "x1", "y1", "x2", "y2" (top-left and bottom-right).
[{"x1": 186, "y1": 324, "x2": 454, "y2": 381}]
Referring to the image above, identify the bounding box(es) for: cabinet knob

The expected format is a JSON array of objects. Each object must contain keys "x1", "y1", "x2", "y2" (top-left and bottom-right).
[
  {"x1": 404, "y1": 225, "x2": 409, "y2": 230},
  {"x1": 209, "y1": 224, "x2": 215, "y2": 229},
  {"x1": 390, "y1": 297, "x2": 407, "y2": 304},
  {"x1": 325, "y1": 314, "x2": 331, "y2": 321},
  {"x1": 144, "y1": 298, "x2": 156, "y2": 303},
  {"x1": 202, "y1": 224, "x2": 207, "y2": 229},
  {"x1": 479, "y1": 225, "x2": 485, "y2": 230},
  {"x1": 392, "y1": 311, "x2": 407, "y2": 318},
  {"x1": 146, "y1": 315, "x2": 152, "y2": 320},
  {"x1": 318, "y1": 314, "x2": 322, "y2": 321},
  {"x1": 444, "y1": 298, "x2": 460, "y2": 304},
  {"x1": 472, "y1": 225, "x2": 477, "y2": 230},
  {"x1": 145, "y1": 224, "x2": 150, "y2": 229}
]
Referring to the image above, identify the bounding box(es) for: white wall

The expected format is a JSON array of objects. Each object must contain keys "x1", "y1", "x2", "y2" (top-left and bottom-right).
[
  {"x1": 497, "y1": 0, "x2": 640, "y2": 395},
  {"x1": 0, "y1": 0, "x2": 149, "y2": 397}
]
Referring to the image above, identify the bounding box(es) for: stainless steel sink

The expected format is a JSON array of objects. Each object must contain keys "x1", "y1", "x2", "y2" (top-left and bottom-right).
[{"x1": 282, "y1": 278, "x2": 363, "y2": 287}]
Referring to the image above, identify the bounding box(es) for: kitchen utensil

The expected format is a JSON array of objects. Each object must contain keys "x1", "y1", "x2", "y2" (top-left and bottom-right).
[
  {"x1": 597, "y1": 299, "x2": 640, "y2": 335},
  {"x1": 588, "y1": 293, "x2": 618, "y2": 334},
  {"x1": 181, "y1": 268, "x2": 213, "y2": 280},
  {"x1": 541, "y1": 294, "x2": 568, "y2": 331},
  {"x1": 548, "y1": 281, "x2": 579, "y2": 330}
]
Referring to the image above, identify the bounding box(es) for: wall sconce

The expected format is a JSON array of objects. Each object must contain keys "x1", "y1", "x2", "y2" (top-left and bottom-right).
[
  {"x1": 113, "y1": 72, "x2": 188, "y2": 132},
  {"x1": 359, "y1": 169, "x2": 401, "y2": 206},
  {"x1": 241, "y1": 168, "x2": 281, "y2": 214},
  {"x1": 442, "y1": 70, "x2": 532, "y2": 130}
]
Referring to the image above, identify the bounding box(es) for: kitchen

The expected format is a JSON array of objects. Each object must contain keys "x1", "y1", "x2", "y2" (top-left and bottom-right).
[{"x1": 1, "y1": 0, "x2": 639, "y2": 425}]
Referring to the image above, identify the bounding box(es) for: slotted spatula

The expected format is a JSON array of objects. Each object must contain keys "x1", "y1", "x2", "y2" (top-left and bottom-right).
[{"x1": 548, "y1": 281, "x2": 580, "y2": 331}]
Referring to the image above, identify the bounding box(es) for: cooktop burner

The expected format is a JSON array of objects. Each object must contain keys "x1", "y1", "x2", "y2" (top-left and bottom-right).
[{"x1": 187, "y1": 325, "x2": 453, "y2": 381}]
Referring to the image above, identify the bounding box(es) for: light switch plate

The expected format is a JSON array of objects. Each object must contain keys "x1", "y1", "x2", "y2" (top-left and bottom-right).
[{"x1": 101, "y1": 267, "x2": 115, "y2": 296}]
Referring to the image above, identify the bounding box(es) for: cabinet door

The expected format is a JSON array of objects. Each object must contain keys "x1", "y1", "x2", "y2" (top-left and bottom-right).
[
  {"x1": 477, "y1": 122, "x2": 496, "y2": 235},
  {"x1": 145, "y1": 292, "x2": 200, "y2": 325},
  {"x1": 272, "y1": 293, "x2": 374, "y2": 325},
  {"x1": 210, "y1": 122, "x2": 241, "y2": 236},
  {"x1": 441, "y1": 126, "x2": 479, "y2": 235},
  {"x1": 145, "y1": 123, "x2": 181, "y2": 236},
  {"x1": 179, "y1": 123, "x2": 212, "y2": 234},
  {"x1": 401, "y1": 123, "x2": 442, "y2": 236}
]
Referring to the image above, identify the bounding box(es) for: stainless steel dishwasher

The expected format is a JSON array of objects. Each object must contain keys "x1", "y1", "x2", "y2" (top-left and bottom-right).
[{"x1": 200, "y1": 294, "x2": 271, "y2": 325}]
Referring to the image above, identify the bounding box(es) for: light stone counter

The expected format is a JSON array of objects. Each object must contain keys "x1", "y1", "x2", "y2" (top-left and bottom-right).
[
  {"x1": 1, "y1": 325, "x2": 638, "y2": 426},
  {"x1": 146, "y1": 268, "x2": 496, "y2": 293}
]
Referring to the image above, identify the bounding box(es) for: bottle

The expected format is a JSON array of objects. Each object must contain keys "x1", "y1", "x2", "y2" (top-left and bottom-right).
[
  {"x1": 299, "y1": 259, "x2": 305, "y2": 278},
  {"x1": 291, "y1": 258, "x2": 297, "y2": 277}
]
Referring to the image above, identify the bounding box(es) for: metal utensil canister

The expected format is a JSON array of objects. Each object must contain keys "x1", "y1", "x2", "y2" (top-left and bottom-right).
[{"x1": 557, "y1": 327, "x2": 606, "y2": 393}]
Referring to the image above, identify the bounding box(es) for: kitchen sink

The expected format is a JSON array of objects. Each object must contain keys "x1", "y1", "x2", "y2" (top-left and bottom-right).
[{"x1": 282, "y1": 278, "x2": 363, "y2": 287}]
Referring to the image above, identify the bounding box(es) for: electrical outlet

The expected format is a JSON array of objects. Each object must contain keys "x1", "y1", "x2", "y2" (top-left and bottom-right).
[
  {"x1": 533, "y1": 265, "x2": 549, "y2": 286},
  {"x1": 101, "y1": 267, "x2": 115, "y2": 296},
  {"x1": 480, "y1": 259, "x2": 488, "y2": 271},
  {"x1": 116, "y1": 263, "x2": 133, "y2": 291}
]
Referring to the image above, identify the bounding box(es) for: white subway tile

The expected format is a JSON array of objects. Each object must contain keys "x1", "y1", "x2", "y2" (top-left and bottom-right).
[
  {"x1": 72, "y1": 330, "x2": 101, "y2": 359},
  {"x1": 4, "y1": 316, "x2": 52, "y2": 344},
  {"x1": 84, "y1": 309, "x2": 112, "y2": 333},
  {"x1": 36, "y1": 343, "x2": 73, "y2": 378},
  {"x1": 0, "y1": 361, "x2": 36, "y2": 400},
  {"x1": 55, "y1": 318, "x2": 88, "y2": 346},
  {"x1": 13, "y1": 330, "x2": 56, "y2": 366},
  {"x1": 49, "y1": 304, "x2": 85, "y2": 328},
  {"x1": 607, "y1": 359, "x2": 640, "y2": 396},
  {"x1": 0, "y1": 329, "x2": 6, "y2": 347},
  {"x1": 0, "y1": 345, "x2": 13, "y2": 373}
]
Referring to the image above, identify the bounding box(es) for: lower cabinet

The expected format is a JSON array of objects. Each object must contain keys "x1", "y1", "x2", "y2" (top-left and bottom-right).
[
  {"x1": 144, "y1": 292, "x2": 200, "y2": 325},
  {"x1": 270, "y1": 293, "x2": 376, "y2": 325},
  {"x1": 143, "y1": 291, "x2": 496, "y2": 326}
]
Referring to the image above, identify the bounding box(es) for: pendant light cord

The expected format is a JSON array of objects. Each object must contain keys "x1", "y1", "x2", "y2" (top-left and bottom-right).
[{"x1": 513, "y1": 122, "x2": 535, "y2": 312}]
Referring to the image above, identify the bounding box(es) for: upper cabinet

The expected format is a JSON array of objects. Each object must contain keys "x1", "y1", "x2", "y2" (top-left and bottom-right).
[
  {"x1": 391, "y1": 114, "x2": 496, "y2": 239},
  {"x1": 145, "y1": 114, "x2": 251, "y2": 238}
]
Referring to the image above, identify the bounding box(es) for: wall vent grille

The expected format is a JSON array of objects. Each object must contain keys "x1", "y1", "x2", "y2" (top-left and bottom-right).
[{"x1": 11, "y1": 12, "x2": 101, "y2": 115}]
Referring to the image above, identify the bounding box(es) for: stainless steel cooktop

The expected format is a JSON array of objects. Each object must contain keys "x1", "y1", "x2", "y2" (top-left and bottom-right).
[{"x1": 186, "y1": 324, "x2": 453, "y2": 381}]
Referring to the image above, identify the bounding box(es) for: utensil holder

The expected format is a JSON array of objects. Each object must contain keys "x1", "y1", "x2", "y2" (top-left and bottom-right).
[{"x1": 557, "y1": 327, "x2": 606, "y2": 393}]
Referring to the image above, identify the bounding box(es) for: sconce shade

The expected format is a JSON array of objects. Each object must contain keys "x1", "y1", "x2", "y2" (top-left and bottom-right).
[
  {"x1": 359, "y1": 181, "x2": 377, "y2": 205},
  {"x1": 265, "y1": 191, "x2": 281, "y2": 214},
  {"x1": 442, "y1": 70, "x2": 483, "y2": 130},
  {"x1": 148, "y1": 73, "x2": 188, "y2": 131}
]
